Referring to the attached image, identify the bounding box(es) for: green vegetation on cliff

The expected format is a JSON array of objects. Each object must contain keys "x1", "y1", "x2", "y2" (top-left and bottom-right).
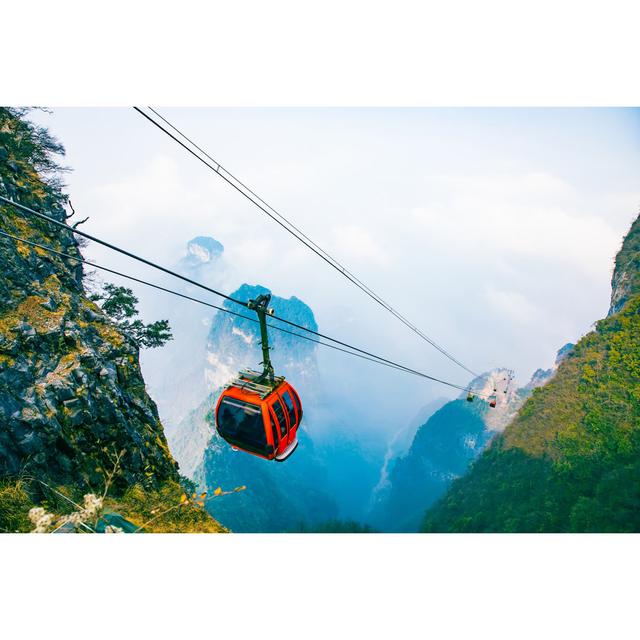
[{"x1": 423, "y1": 215, "x2": 640, "y2": 532}]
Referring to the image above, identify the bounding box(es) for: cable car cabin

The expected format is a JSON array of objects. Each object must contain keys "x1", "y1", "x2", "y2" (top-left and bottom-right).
[{"x1": 215, "y1": 369, "x2": 303, "y2": 462}]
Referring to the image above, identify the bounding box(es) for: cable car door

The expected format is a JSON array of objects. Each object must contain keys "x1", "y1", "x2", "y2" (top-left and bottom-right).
[
  {"x1": 270, "y1": 395, "x2": 290, "y2": 451},
  {"x1": 280, "y1": 388, "x2": 299, "y2": 438}
]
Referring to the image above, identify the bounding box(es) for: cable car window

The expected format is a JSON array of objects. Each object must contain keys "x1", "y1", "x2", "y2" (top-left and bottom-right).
[
  {"x1": 269, "y1": 414, "x2": 279, "y2": 448},
  {"x1": 290, "y1": 386, "x2": 303, "y2": 421},
  {"x1": 282, "y1": 391, "x2": 297, "y2": 427},
  {"x1": 217, "y1": 398, "x2": 269, "y2": 455},
  {"x1": 272, "y1": 397, "x2": 288, "y2": 438}
]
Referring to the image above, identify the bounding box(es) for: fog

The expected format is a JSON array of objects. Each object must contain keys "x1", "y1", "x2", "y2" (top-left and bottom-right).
[{"x1": 29, "y1": 107, "x2": 640, "y2": 436}]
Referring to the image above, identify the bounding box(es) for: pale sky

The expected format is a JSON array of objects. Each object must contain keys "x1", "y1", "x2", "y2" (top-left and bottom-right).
[{"x1": 29, "y1": 107, "x2": 640, "y2": 432}]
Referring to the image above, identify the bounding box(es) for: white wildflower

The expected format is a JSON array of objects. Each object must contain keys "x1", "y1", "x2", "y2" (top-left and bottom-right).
[
  {"x1": 81, "y1": 493, "x2": 103, "y2": 518},
  {"x1": 29, "y1": 507, "x2": 55, "y2": 533},
  {"x1": 59, "y1": 511, "x2": 85, "y2": 530},
  {"x1": 28, "y1": 507, "x2": 46, "y2": 524},
  {"x1": 104, "y1": 525, "x2": 124, "y2": 534}
]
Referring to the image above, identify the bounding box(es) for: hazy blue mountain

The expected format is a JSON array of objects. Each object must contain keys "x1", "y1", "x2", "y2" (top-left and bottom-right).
[
  {"x1": 368, "y1": 364, "x2": 562, "y2": 532},
  {"x1": 202, "y1": 283, "x2": 318, "y2": 395},
  {"x1": 176, "y1": 283, "x2": 348, "y2": 531},
  {"x1": 179, "y1": 236, "x2": 224, "y2": 271},
  {"x1": 142, "y1": 239, "x2": 391, "y2": 531},
  {"x1": 368, "y1": 397, "x2": 449, "y2": 517},
  {"x1": 142, "y1": 236, "x2": 228, "y2": 433}
]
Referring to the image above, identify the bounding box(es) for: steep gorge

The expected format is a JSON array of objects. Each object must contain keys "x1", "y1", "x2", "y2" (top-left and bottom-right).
[{"x1": 422, "y1": 213, "x2": 640, "y2": 532}]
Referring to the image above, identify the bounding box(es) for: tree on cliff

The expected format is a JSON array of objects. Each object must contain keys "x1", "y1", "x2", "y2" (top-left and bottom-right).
[{"x1": 90, "y1": 283, "x2": 172, "y2": 348}]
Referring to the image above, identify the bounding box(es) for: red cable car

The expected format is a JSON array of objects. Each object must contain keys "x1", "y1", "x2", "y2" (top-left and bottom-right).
[{"x1": 214, "y1": 294, "x2": 303, "y2": 462}]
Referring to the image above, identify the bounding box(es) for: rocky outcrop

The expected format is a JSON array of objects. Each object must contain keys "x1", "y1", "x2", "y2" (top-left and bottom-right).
[
  {"x1": 180, "y1": 236, "x2": 224, "y2": 268},
  {"x1": 523, "y1": 342, "x2": 574, "y2": 391},
  {"x1": 0, "y1": 108, "x2": 178, "y2": 492},
  {"x1": 608, "y1": 213, "x2": 640, "y2": 316}
]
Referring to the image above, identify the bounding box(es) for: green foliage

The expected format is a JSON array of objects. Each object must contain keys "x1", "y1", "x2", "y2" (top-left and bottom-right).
[
  {"x1": 0, "y1": 107, "x2": 66, "y2": 184},
  {"x1": 179, "y1": 474, "x2": 198, "y2": 495},
  {"x1": 132, "y1": 319, "x2": 172, "y2": 349},
  {"x1": 91, "y1": 283, "x2": 138, "y2": 321},
  {"x1": 0, "y1": 476, "x2": 227, "y2": 534},
  {"x1": 423, "y1": 289, "x2": 640, "y2": 533},
  {"x1": 90, "y1": 283, "x2": 173, "y2": 349},
  {"x1": 0, "y1": 479, "x2": 33, "y2": 532},
  {"x1": 107, "y1": 482, "x2": 227, "y2": 533}
]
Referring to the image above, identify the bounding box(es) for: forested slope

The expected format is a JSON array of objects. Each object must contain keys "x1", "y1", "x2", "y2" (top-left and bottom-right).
[{"x1": 423, "y1": 214, "x2": 640, "y2": 532}]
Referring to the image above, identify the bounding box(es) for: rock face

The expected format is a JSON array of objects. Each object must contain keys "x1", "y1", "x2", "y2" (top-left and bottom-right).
[
  {"x1": 423, "y1": 212, "x2": 640, "y2": 532},
  {"x1": 0, "y1": 108, "x2": 178, "y2": 492},
  {"x1": 522, "y1": 342, "x2": 574, "y2": 391},
  {"x1": 204, "y1": 283, "x2": 318, "y2": 394},
  {"x1": 608, "y1": 213, "x2": 640, "y2": 316},
  {"x1": 180, "y1": 236, "x2": 224, "y2": 269}
]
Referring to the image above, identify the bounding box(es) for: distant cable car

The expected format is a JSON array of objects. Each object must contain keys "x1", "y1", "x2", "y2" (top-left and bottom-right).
[
  {"x1": 214, "y1": 293, "x2": 302, "y2": 462},
  {"x1": 466, "y1": 391, "x2": 474, "y2": 402},
  {"x1": 489, "y1": 395, "x2": 497, "y2": 408}
]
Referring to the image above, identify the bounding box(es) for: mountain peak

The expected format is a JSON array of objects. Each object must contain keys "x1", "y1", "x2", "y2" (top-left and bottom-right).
[
  {"x1": 204, "y1": 283, "x2": 318, "y2": 390},
  {"x1": 185, "y1": 236, "x2": 224, "y2": 265}
]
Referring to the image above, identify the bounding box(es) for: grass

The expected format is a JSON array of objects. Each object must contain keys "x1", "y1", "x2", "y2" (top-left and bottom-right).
[{"x1": 0, "y1": 477, "x2": 228, "y2": 533}]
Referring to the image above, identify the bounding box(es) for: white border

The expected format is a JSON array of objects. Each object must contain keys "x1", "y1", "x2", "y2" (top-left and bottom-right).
[
  {"x1": 1, "y1": 1, "x2": 639, "y2": 637},
  {"x1": 1, "y1": 0, "x2": 639, "y2": 105},
  {"x1": 2, "y1": 533, "x2": 638, "y2": 639}
]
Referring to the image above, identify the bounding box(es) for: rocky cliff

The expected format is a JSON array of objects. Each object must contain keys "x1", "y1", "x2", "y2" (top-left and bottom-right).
[
  {"x1": 608, "y1": 212, "x2": 640, "y2": 316},
  {"x1": 0, "y1": 108, "x2": 223, "y2": 532}
]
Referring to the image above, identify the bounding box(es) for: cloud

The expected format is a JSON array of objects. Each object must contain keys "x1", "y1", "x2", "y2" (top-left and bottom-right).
[
  {"x1": 485, "y1": 286, "x2": 545, "y2": 327},
  {"x1": 332, "y1": 224, "x2": 391, "y2": 266},
  {"x1": 411, "y1": 172, "x2": 622, "y2": 279},
  {"x1": 33, "y1": 107, "x2": 640, "y2": 437}
]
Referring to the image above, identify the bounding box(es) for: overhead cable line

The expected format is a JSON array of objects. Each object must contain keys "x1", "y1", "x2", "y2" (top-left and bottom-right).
[
  {"x1": 0, "y1": 195, "x2": 481, "y2": 389},
  {"x1": 134, "y1": 106, "x2": 481, "y2": 378},
  {"x1": 0, "y1": 194, "x2": 248, "y2": 310},
  {"x1": 0, "y1": 229, "x2": 410, "y2": 376},
  {"x1": 0, "y1": 228, "x2": 487, "y2": 397}
]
